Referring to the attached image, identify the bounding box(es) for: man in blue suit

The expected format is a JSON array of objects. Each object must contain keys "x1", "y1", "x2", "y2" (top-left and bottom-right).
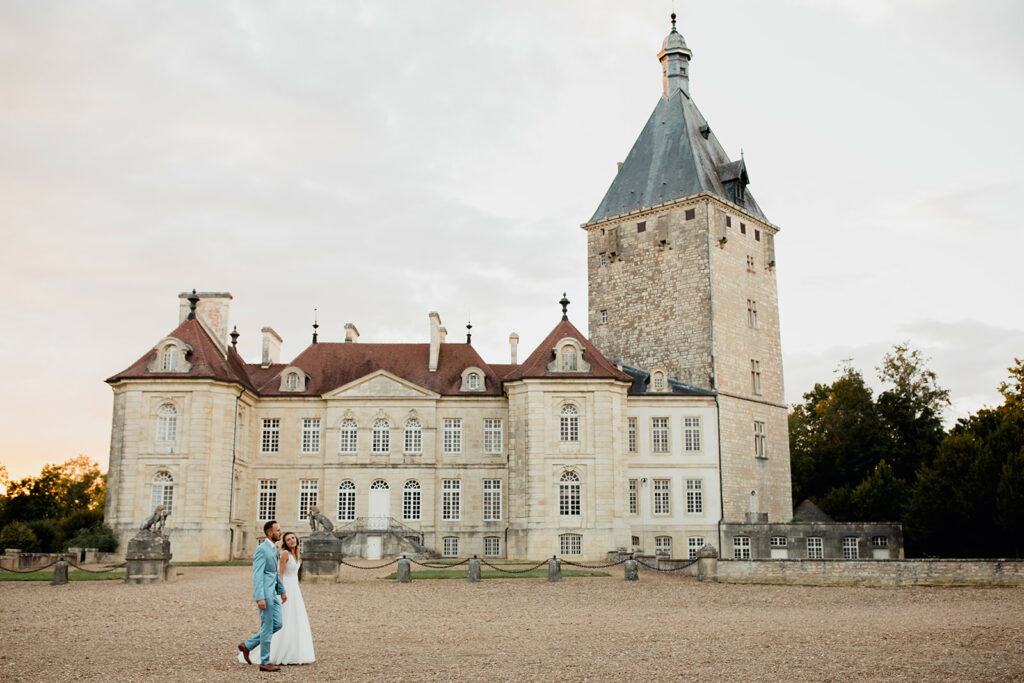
[{"x1": 238, "y1": 520, "x2": 288, "y2": 672}]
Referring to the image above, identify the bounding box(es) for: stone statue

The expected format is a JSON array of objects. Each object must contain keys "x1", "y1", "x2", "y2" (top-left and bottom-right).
[
  {"x1": 307, "y1": 505, "x2": 334, "y2": 534},
  {"x1": 140, "y1": 505, "x2": 169, "y2": 536}
]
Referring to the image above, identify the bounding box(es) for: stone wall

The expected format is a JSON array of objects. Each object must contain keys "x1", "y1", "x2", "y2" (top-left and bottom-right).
[{"x1": 703, "y1": 558, "x2": 1024, "y2": 587}]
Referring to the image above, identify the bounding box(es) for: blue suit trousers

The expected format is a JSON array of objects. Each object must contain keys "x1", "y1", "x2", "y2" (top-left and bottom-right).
[{"x1": 244, "y1": 598, "x2": 282, "y2": 665}]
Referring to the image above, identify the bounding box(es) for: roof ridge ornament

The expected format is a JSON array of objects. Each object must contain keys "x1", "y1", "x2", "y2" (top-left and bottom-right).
[
  {"x1": 560, "y1": 292, "x2": 570, "y2": 321},
  {"x1": 671, "y1": 12, "x2": 677, "y2": 32},
  {"x1": 187, "y1": 289, "x2": 199, "y2": 320},
  {"x1": 312, "y1": 307, "x2": 319, "y2": 344},
  {"x1": 466, "y1": 319, "x2": 472, "y2": 344}
]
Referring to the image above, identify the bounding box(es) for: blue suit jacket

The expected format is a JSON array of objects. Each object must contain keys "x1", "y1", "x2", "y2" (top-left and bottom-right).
[{"x1": 252, "y1": 538, "x2": 285, "y2": 603}]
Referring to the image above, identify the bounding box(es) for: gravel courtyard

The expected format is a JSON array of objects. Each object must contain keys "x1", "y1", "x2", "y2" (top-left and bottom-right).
[{"x1": 2, "y1": 563, "x2": 1022, "y2": 682}]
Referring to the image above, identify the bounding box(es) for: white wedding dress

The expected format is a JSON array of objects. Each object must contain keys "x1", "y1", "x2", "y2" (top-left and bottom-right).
[{"x1": 238, "y1": 553, "x2": 316, "y2": 665}]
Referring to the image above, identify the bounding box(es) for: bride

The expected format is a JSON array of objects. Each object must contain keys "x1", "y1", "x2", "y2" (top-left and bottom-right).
[{"x1": 238, "y1": 531, "x2": 316, "y2": 665}]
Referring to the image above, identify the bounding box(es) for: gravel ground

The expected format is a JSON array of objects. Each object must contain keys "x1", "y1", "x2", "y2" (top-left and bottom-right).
[{"x1": 2, "y1": 562, "x2": 1023, "y2": 682}]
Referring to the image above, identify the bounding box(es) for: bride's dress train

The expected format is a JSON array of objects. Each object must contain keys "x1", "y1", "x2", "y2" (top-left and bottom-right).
[{"x1": 238, "y1": 553, "x2": 315, "y2": 665}]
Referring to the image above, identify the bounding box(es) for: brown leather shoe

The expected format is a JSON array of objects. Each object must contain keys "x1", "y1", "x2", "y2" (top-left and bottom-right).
[
  {"x1": 238, "y1": 643, "x2": 251, "y2": 665},
  {"x1": 259, "y1": 664, "x2": 281, "y2": 672}
]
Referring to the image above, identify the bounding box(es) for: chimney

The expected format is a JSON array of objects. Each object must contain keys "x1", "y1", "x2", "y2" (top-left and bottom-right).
[
  {"x1": 428, "y1": 312, "x2": 441, "y2": 372},
  {"x1": 261, "y1": 327, "x2": 282, "y2": 368},
  {"x1": 439, "y1": 326, "x2": 447, "y2": 344},
  {"x1": 509, "y1": 332, "x2": 519, "y2": 364},
  {"x1": 179, "y1": 291, "x2": 233, "y2": 350},
  {"x1": 344, "y1": 323, "x2": 360, "y2": 343}
]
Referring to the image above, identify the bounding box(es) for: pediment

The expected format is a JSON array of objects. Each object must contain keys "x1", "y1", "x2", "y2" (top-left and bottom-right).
[{"x1": 324, "y1": 370, "x2": 438, "y2": 399}]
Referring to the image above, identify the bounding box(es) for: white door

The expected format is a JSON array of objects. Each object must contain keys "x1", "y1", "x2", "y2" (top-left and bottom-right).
[
  {"x1": 366, "y1": 535, "x2": 382, "y2": 560},
  {"x1": 368, "y1": 480, "x2": 390, "y2": 530}
]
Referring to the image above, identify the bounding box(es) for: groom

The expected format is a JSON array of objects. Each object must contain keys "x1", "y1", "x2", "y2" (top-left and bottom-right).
[{"x1": 239, "y1": 520, "x2": 288, "y2": 672}]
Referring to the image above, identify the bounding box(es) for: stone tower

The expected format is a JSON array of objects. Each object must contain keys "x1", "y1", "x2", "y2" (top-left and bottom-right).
[{"x1": 582, "y1": 15, "x2": 793, "y2": 524}]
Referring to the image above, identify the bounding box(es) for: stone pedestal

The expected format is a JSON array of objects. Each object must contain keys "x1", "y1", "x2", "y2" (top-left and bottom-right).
[
  {"x1": 548, "y1": 557, "x2": 562, "y2": 582},
  {"x1": 301, "y1": 533, "x2": 342, "y2": 583},
  {"x1": 51, "y1": 560, "x2": 69, "y2": 585},
  {"x1": 125, "y1": 532, "x2": 172, "y2": 585},
  {"x1": 624, "y1": 558, "x2": 639, "y2": 582},
  {"x1": 467, "y1": 557, "x2": 481, "y2": 582},
  {"x1": 396, "y1": 557, "x2": 412, "y2": 583},
  {"x1": 696, "y1": 543, "x2": 719, "y2": 582}
]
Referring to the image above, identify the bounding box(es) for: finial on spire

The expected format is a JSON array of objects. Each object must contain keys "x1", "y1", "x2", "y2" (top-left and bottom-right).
[
  {"x1": 187, "y1": 289, "x2": 199, "y2": 319},
  {"x1": 560, "y1": 292, "x2": 570, "y2": 321},
  {"x1": 230, "y1": 325, "x2": 239, "y2": 349},
  {"x1": 312, "y1": 308, "x2": 319, "y2": 344},
  {"x1": 671, "y1": 12, "x2": 677, "y2": 31},
  {"x1": 466, "y1": 320, "x2": 473, "y2": 344}
]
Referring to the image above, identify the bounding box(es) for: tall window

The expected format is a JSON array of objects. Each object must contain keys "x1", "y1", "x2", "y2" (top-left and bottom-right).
[
  {"x1": 339, "y1": 419, "x2": 357, "y2": 453},
  {"x1": 751, "y1": 359, "x2": 762, "y2": 395},
  {"x1": 560, "y1": 405, "x2": 579, "y2": 442},
  {"x1": 559, "y1": 534, "x2": 582, "y2": 556},
  {"x1": 337, "y1": 481, "x2": 356, "y2": 521},
  {"x1": 483, "y1": 479, "x2": 502, "y2": 521},
  {"x1": 156, "y1": 404, "x2": 177, "y2": 442},
  {"x1": 403, "y1": 480, "x2": 421, "y2": 521},
  {"x1": 754, "y1": 421, "x2": 767, "y2": 458},
  {"x1": 562, "y1": 348, "x2": 577, "y2": 371},
  {"x1": 655, "y1": 536, "x2": 672, "y2": 557},
  {"x1": 258, "y1": 480, "x2": 277, "y2": 520},
  {"x1": 484, "y1": 536, "x2": 501, "y2": 557},
  {"x1": 653, "y1": 479, "x2": 671, "y2": 515},
  {"x1": 442, "y1": 536, "x2": 459, "y2": 557},
  {"x1": 483, "y1": 419, "x2": 503, "y2": 454},
  {"x1": 467, "y1": 372, "x2": 480, "y2": 390},
  {"x1": 807, "y1": 537, "x2": 823, "y2": 559},
  {"x1": 442, "y1": 418, "x2": 462, "y2": 454},
  {"x1": 747, "y1": 299, "x2": 759, "y2": 328},
  {"x1": 298, "y1": 480, "x2": 318, "y2": 520},
  {"x1": 652, "y1": 417, "x2": 669, "y2": 453},
  {"x1": 559, "y1": 471, "x2": 581, "y2": 516},
  {"x1": 372, "y1": 419, "x2": 390, "y2": 453},
  {"x1": 442, "y1": 479, "x2": 461, "y2": 521},
  {"x1": 161, "y1": 346, "x2": 177, "y2": 372},
  {"x1": 683, "y1": 417, "x2": 701, "y2": 452},
  {"x1": 627, "y1": 417, "x2": 637, "y2": 453},
  {"x1": 261, "y1": 418, "x2": 280, "y2": 453},
  {"x1": 733, "y1": 536, "x2": 751, "y2": 560},
  {"x1": 404, "y1": 418, "x2": 422, "y2": 454},
  {"x1": 301, "y1": 418, "x2": 321, "y2": 454},
  {"x1": 628, "y1": 479, "x2": 638, "y2": 515},
  {"x1": 151, "y1": 471, "x2": 174, "y2": 513},
  {"x1": 843, "y1": 537, "x2": 859, "y2": 559},
  {"x1": 688, "y1": 536, "x2": 705, "y2": 559},
  {"x1": 686, "y1": 479, "x2": 703, "y2": 514}
]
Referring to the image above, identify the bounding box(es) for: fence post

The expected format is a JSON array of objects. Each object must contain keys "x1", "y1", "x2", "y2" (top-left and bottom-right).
[
  {"x1": 396, "y1": 555, "x2": 411, "y2": 583},
  {"x1": 467, "y1": 556, "x2": 481, "y2": 582},
  {"x1": 624, "y1": 556, "x2": 639, "y2": 582},
  {"x1": 547, "y1": 555, "x2": 561, "y2": 582},
  {"x1": 51, "y1": 560, "x2": 68, "y2": 586}
]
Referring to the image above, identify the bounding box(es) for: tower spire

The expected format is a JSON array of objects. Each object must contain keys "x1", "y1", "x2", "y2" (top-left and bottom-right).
[{"x1": 658, "y1": 12, "x2": 692, "y2": 98}]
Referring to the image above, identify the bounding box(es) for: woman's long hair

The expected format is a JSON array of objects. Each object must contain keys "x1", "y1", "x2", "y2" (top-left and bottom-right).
[{"x1": 280, "y1": 531, "x2": 300, "y2": 561}]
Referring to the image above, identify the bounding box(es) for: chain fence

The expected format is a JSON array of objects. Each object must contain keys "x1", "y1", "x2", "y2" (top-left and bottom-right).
[
  {"x1": 634, "y1": 557, "x2": 699, "y2": 572},
  {"x1": 478, "y1": 558, "x2": 550, "y2": 574},
  {"x1": 0, "y1": 560, "x2": 61, "y2": 574},
  {"x1": 340, "y1": 558, "x2": 401, "y2": 570}
]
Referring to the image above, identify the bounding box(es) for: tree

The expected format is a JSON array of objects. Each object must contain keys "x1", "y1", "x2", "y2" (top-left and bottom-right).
[
  {"x1": 0, "y1": 521, "x2": 39, "y2": 552},
  {"x1": 876, "y1": 344, "x2": 950, "y2": 482}
]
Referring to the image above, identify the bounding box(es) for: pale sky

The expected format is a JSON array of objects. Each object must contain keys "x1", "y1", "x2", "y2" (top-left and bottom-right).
[{"x1": 2, "y1": 1, "x2": 1022, "y2": 480}]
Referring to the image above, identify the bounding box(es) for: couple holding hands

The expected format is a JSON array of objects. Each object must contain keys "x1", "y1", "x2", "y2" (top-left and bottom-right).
[{"x1": 238, "y1": 520, "x2": 316, "y2": 671}]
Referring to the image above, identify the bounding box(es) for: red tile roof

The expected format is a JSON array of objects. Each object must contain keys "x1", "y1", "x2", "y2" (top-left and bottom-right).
[{"x1": 503, "y1": 318, "x2": 632, "y2": 382}]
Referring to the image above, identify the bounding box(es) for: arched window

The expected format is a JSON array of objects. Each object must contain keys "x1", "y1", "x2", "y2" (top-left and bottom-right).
[
  {"x1": 370, "y1": 479, "x2": 389, "y2": 490},
  {"x1": 337, "y1": 480, "x2": 356, "y2": 521},
  {"x1": 652, "y1": 372, "x2": 665, "y2": 392},
  {"x1": 403, "y1": 480, "x2": 421, "y2": 521},
  {"x1": 151, "y1": 471, "x2": 174, "y2": 514},
  {"x1": 562, "y1": 347, "x2": 577, "y2": 372},
  {"x1": 404, "y1": 418, "x2": 422, "y2": 454},
  {"x1": 372, "y1": 419, "x2": 390, "y2": 453},
  {"x1": 559, "y1": 471, "x2": 581, "y2": 516},
  {"x1": 156, "y1": 404, "x2": 177, "y2": 442},
  {"x1": 338, "y1": 419, "x2": 357, "y2": 453},
  {"x1": 467, "y1": 372, "x2": 480, "y2": 390},
  {"x1": 560, "y1": 404, "x2": 579, "y2": 443},
  {"x1": 286, "y1": 373, "x2": 300, "y2": 391},
  {"x1": 161, "y1": 346, "x2": 177, "y2": 372}
]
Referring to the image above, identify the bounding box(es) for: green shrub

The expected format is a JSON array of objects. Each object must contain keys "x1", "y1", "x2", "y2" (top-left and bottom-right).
[
  {"x1": 63, "y1": 522, "x2": 119, "y2": 553},
  {"x1": 0, "y1": 521, "x2": 39, "y2": 551}
]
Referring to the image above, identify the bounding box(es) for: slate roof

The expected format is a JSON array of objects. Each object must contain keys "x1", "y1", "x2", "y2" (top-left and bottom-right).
[
  {"x1": 620, "y1": 365, "x2": 715, "y2": 397},
  {"x1": 588, "y1": 89, "x2": 766, "y2": 224}
]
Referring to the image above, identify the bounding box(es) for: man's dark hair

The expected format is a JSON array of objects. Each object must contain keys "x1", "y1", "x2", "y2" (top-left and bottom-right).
[{"x1": 263, "y1": 520, "x2": 277, "y2": 535}]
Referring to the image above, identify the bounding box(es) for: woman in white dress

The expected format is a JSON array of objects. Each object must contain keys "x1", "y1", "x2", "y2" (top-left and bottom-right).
[{"x1": 238, "y1": 531, "x2": 316, "y2": 665}]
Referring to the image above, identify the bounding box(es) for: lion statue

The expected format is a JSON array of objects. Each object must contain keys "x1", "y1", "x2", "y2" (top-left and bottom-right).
[
  {"x1": 139, "y1": 505, "x2": 169, "y2": 535},
  {"x1": 307, "y1": 505, "x2": 334, "y2": 533}
]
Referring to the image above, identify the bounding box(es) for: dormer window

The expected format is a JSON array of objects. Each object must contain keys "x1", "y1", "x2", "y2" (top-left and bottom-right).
[
  {"x1": 278, "y1": 366, "x2": 307, "y2": 392},
  {"x1": 650, "y1": 368, "x2": 670, "y2": 393},
  {"x1": 161, "y1": 346, "x2": 178, "y2": 372},
  {"x1": 148, "y1": 337, "x2": 193, "y2": 374},
  {"x1": 286, "y1": 373, "x2": 300, "y2": 391},
  {"x1": 562, "y1": 348, "x2": 577, "y2": 372},
  {"x1": 547, "y1": 338, "x2": 591, "y2": 374},
  {"x1": 460, "y1": 367, "x2": 486, "y2": 392},
  {"x1": 653, "y1": 374, "x2": 665, "y2": 392}
]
